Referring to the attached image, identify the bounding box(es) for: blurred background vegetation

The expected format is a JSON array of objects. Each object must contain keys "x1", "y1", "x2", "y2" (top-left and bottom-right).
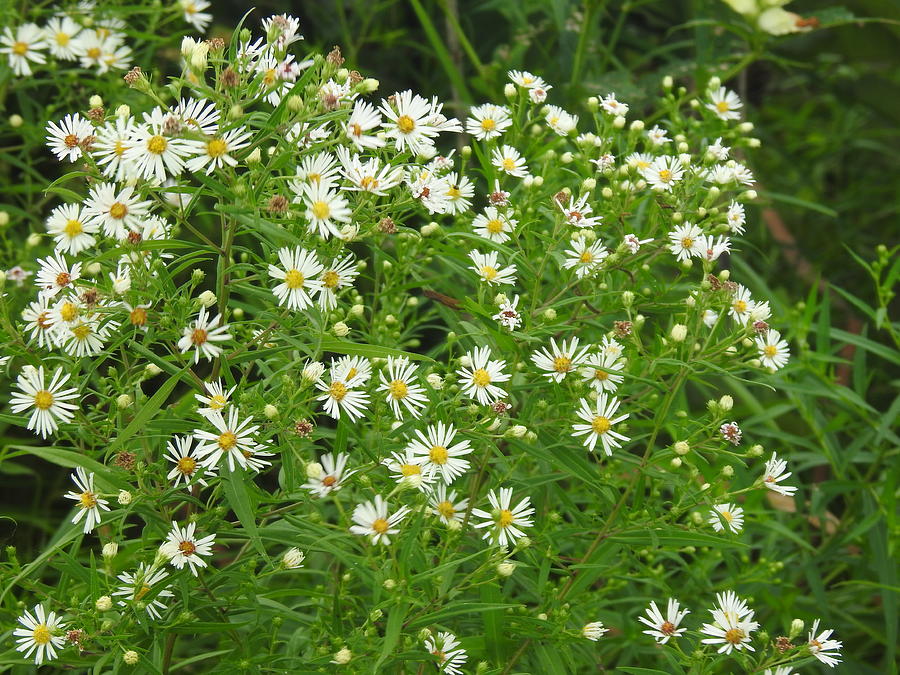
[{"x1": 0, "y1": 0, "x2": 897, "y2": 671}]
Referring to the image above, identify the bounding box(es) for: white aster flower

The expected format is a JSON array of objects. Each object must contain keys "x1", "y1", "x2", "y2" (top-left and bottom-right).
[
  {"x1": 83, "y1": 182, "x2": 152, "y2": 239},
  {"x1": 729, "y1": 284, "x2": 756, "y2": 324},
  {"x1": 491, "y1": 144, "x2": 528, "y2": 177},
  {"x1": 13, "y1": 604, "x2": 65, "y2": 666},
  {"x1": 45, "y1": 203, "x2": 97, "y2": 255},
  {"x1": 315, "y1": 254, "x2": 359, "y2": 311},
  {"x1": 382, "y1": 449, "x2": 431, "y2": 491},
  {"x1": 756, "y1": 329, "x2": 790, "y2": 370},
  {"x1": 113, "y1": 564, "x2": 174, "y2": 620},
  {"x1": 579, "y1": 353, "x2": 625, "y2": 393},
  {"x1": 63, "y1": 466, "x2": 110, "y2": 534},
  {"x1": 427, "y1": 484, "x2": 469, "y2": 524},
  {"x1": 10, "y1": 365, "x2": 78, "y2": 438},
  {"x1": 315, "y1": 373, "x2": 369, "y2": 421},
  {"x1": 1, "y1": 23, "x2": 47, "y2": 76},
  {"x1": 303, "y1": 452, "x2": 355, "y2": 497},
  {"x1": 35, "y1": 251, "x2": 81, "y2": 298},
  {"x1": 638, "y1": 598, "x2": 690, "y2": 644},
  {"x1": 177, "y1": 306, "x2": 232, "y2": 363},
  {"x1": 44, "y1": 16, "x2": 83, "y2": 60},
  {"x1": 299, "y1": 180, "x2": 352, "y2": 239},
  {"x1": 761, "y1": 452, "x2": 797, "y2": 497},
  {"x1": 456, "y1": 346, "x2": 511, "y2": 405},
  {"x1": 380, "y1": 90, "x2": 442, "y2": 154},
  {"x1": 726, "y1": 200, "x2": 746, "y2": 234},
  {"x1": 807, "y1": 619, "x2": 842, "y2": 667},
  {"x1": 531, "y1": 336, "x2": 591, "y2": 382},
  {"x1": 492, "y1": 294, "x2": 522, "y2": 330},
  {"x1": 193, "y1": 408, "x2": 265, "y2": 472},
  {"x1": 344, "y1": 100, "x2": 385, "y2": 149},
  {"x1": 646, "y1": 124, "x2": 671, "y2": 146},
  {"x1": 709, "y1": 503, "x2": 744, "y2": 533},
  {"x1": 601, "y1": 92, "x2": 629, "y2": 116},
  {"x1": 377, "y1": 356, "x2": 428, "y2": 419},
  {"x1": 180, "y1": 0, "x2": 212, "y2": 31},
  {"x1": 407, "y1": 421, "x2": 472, "y2": 484},
  {"x1": 563, "y1": 238, "x2": 608, "y2": 278},
  {"x1": 424, "y1": 631, "x2": 468, "y2": 675},
  {"x1": 268, "y1": 246, "x2": 324, "y2": 311},
  {"x1": 571, "y1": 393, "x2": 630, "y2": 455},
  {"x1": 21, "y1": 298, "x2": 56, "y2": 349},
  {"x1": 349, "y1": 495, "x2": 410, "y2": 545},
  {"x1": 543, "y1": 104, "x2": 578, "y2": 135},
  {"x1": 700, "y1": 591, "x2": 759, "y2": 655},
  {"x1": 473, "y1": 206, "x2": 517, "y2": 243},
  {"x1": 472, "y1": 487, "x2": 534, "y2": 548},
  {"x1": 466, "y1": 103, "x2": 512, "y2": 140},
  {"x1": 185, "y1": 126, "x2": 252, "y2": 174},
  {"x1": 697, "y1": 233, "x2": 731, "y2": 262},
  {"x1": 642, "y1": 155, "x2": 684, "y2": 191},
  {"x1": 468, "y1": 249, "x2": 517, "y2": 286},
  {"x1": 707, "y1": 86, "x2": 743, "y2": 121},
  {"x1": 507, "y1": 70, "x2": 548, "y2": 89},
  {"x1": 163, "y1": 521, "x2": 216, "y2": 575},
  {"x1": 124, "y1": 109, "x2": 194, "y2": 182},
  {"x1": 166, "y1": 435, "x2": 216, "y2": 487},
  {"x1": 195, "y1": 379, "x2": 236, "y2": 419},
  {"x1": 558, "y1": 193, "x2": 602, "y2": 228},
  {"x1": 45, "y1": 113, "x2": 93, "y2": 162},
  {"x1": 582, "y1": 621, "x2": 608, "y2": 641}
]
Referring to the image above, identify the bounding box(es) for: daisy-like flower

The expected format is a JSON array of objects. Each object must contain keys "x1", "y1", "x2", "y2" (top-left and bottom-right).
[
  {"x1": 177, "y1": 306, "x2": 232, "y2": 363},
  {"x1": 756, "y1": 329, "x2": 790, "y2": 371},
  {"x1": 707, "y1": 136, "x2": 730, "y2": 161},
  {"x1": 303, "y1": 452, "x2": 355, "y2": 497},
  {"x1": 507, "y1": 70, "x2": 547, "y2": 89},
  {"x1": 543, "y1": 105, "x2": 578, "y2": 135},
  {"x1": 195, "y1": 379, "x2": 236, "y2": 419},
  {"x1": 185, "y1": 126, "x2": 252, "y2": 174},
  {"x1": 13, "y1": 604, "x2": 65, "y2": 666},
  {"x1": 295, "y1": 152, "x2": 340, "y2": 188},
  {"x1": 441, "y1": 172, "x2": 474, "y2": 215},
  {"x1": 349, "y1": 495, "x2": 410, "y2": 545},
  {"x1": 21, "y1": 298, "x2": 56, "y2": 349},
  {"x1": 1, "y1": 23, "x2": 47, "y2": 76},
  {"x1": 643, "y1": 155, "x2": 684, "y2": 191},
  {"x1": 601, "y1": 92, "x2": 629, "y2": 116},
  {"x1": 468, "y1": 250, "x2": 517, "y2": 286},
  {"x1": 35, "y1": 251, "x2": 81, "y2": 298},
  {"x1": 113, "y1": 564, "x2": 174, "y2": 620},
  {"x1": 282, "y1": 547, "x2": 306, "y2": 569},
  {"x1": 268, "y1": 246, "x2": 324, "y2": 311},
  {"x1": 174, "y1": 97, "x2": 220, "y2": 136},
  {"x1": 344, "y1": 100, "x2": 385, "y2": 149},
  {"x1": 466, "y1": 103, "x2": 512, "y2": 140},
  {"x1": 638, "y1": 598, "x2": 690, "y2": 644},
  {"x1": 623, "y1": 233, "x2": 653, "y2": 254},
  {"x1": 92, "y1": 116, "x2": 137, "y2": 180},
  {"x1": 720, "y1": 421, "x2": 742, "y2": 445},
  {"x1": 45, "y1": 203, "x2": 97, "y2": 255},
  {"x1": 109, "y1": 261, "x2": 131, "y2": 294},
  {"x1": 558, "y1": 193, "x2": 602, "y2": 228},
  {"x1": 733, "y1": 162, "x2": 755, "y2": 185},
  {"x1": 380, "y1": 90, "x2": 442, "y2": 154},
  {"x1": 700, "y1": 591, "x2": 759, "y2": 655},
  {"x1": 299, "y1": 181, "x2": 352, "y2": 239},
  {"x1": 579, "y1": 353, "x2": 625, "y2": 393},
  {"x1": 83, "y1": 182, "x2": 152, "y2": 239},
  {"x1": 729, "y1": 284, "x2": 756, "y2": 324},
  {"x1": 331, "y1": 355, "x2": 372, "y2": 387},
  {"x1": 383, "y1": 449, "x2": 431, "y2": 491},
  {"x1": 193, "y1": 408, "x2": 264, "y2": 472},
  {"x1": 709, "y1": 503, "x2": 744, "y2": 533},
  {"x1": 456, "y1": 346, "x2": 512, "y2": 405},
  {"x1": 377, "y1": 356, "x2": 428, "y2": 419},
  {"x1": 63, "y1": 466, "x2": 110, "y2": 534},
  {"x1": 125, "y1": 109, "x2": 194, "y2": 182},
  {"x1": 162, "y1": 521, "x2": 216, "y2": 575},
  {"x1": 807, "y1": 619, "x2": 843, "y2": 667},
  {"x1": 338, "y1": 151, "x2": 404, "y2": 196},
  {"x1": 315, "y1": 254, "x2": 359, "y2": 311},
  {"x1": 491, "y1": 144, "x2": 528, "y2": 177},
  {"x1": 582, "y1": 621, "x2": 608, "y2": 641},
  {"x1": 761, "y1": 452, "x2": 797, "y2": 497},
  {"x1": 707, "y1": 86, "x2": 743, "y2": 121},
  {"x1": 57, "y1": 316, "x2": 114, "y2": 358},
  {"x1": 472, "y1": 487, "x2": 534, "y2": 548},
  {"x1": 424, "y1": 631, "x2": 468, "y2": 675},
  {"x1": 43, "y1": 16, "x2": 82, "y2": 60},
  {"x1": 427, "y1": 484, "x2": 469, "y2": 524},
  {"x1": 10, "y1": 365, "x2": 78, "y2": 438},
  {"x1": 571, "y1": 393, "x2": 630, "y2": 455},
  {"x1": 493, "y1": 294, "x2": 523, "y2": 330},
  {"x1": 262, "y1": 13, "x2": 304, "y2": 50},
  {"x1": 697, "y1": 233, "x2": 731, "y2": 262},
  {"x1": 726, "y1": 200, "x2": 746, "y2": 234},
  {"x1": 180, "y1": 0, "x2": 212, "y2": 31},
  {"x1": 473, "y1": 206, "x2": 517, "y2": 244},
  {"x1": 625, "y1": 152, "x2": 654, "y2": 172},
  {"x1": 668, "y1": 223, "x2": 704, "y2": 261},
  {"x1": 646, "y1": 124, "x2": 671, "y2": 147},
  {"x1": 316, "y1": 373, "x2": 370, "y2": 421},
  {"x1": 45, "y1": 114, "x2": 93, "y2": 162},
  {"x1": 5, "y1": 265, "x2": 32, "y2": 287},
  {"x1": 563, "y1": 238, "x2": 608, "y2": 278},
  {"x1": 166, "y1": 435, "x2": 215, "y2": 487},
  {"x1": 407, "y1": 421, "x2": 473, "y2": 484},
  {"x1": 531, "y1": 337, "x2": 591, "y2": 382}
]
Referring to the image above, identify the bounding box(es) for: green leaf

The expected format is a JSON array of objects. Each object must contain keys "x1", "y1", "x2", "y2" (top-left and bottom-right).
[
  {"x1": 222, "y1": 470, "x2": 268, "y2": 561},
  {"x1": 318, "y1": 338, "x2": 435, "y2": 362},
  {"x1": 106, "y1": 368, "x2": 188, "y2": 456}
]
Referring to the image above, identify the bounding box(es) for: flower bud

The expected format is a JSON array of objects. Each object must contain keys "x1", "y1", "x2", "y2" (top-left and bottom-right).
[
  {"x1": 302, "y1": 361, "x2": 325, "y2": 381},
  {"x1": 662, "y1": 75, "x2": 673, "y2": 90},
  {"x1": 670, "y1": 457, "x2": 682, "y2": 468},
  {"x1": 504, "y1": 83, "x2": 517, "y2": 99},
  {"x1": 123, "y1": 650, "x2": 139, "y2": 665},
  {"x1": 26, "y1": 233, "x2": 41, "y2": 248},
  {"x1": 117, "y1": 490, "x2": 132, "y2": 505},
  {"x1": 264, "y1": 404, "x2": 279, "y2": 419},
  {"x1": 360, "y1": 78, "x2": 379, "y2": 93},
  {"x1": 89, "y1": 94, "x2": 103, "y2": 108},
  {"x1": 748, "y1": 444, "x2": 764, "y2": 457},
  {"x1": 383, "y1": 578, "x2": 397, "y2": 590},
  {"x1": 738, "y1": 122, "x2": 754, "y2": 133},
  {"x1": 306, "y1": 462, "x2": 323, "y2": 479},
  {"x1": 581, "y1": 178, "x2": 596, "y2": 191},
  {"x1": 708, "y1": 76, "x2": 721, "y2": 90},
  {"x1": 789, "y1": 618, "x2": 805, "y2": 638},
  {"x1": 721, "y1": 465, "x2": 734, "y2": 477},
  {"x1": 629, "y1": 120, "x2": 644, "y2": 132},
  {"x1": 332, "y1": 321, "x2": 350, "y2": 337},
  {"x1": 587, "y1": 96, "x2": 599, "y2": 111},
  {"x1": 116, "y1": 394, "x2": 133, "y2": 409},
  {"x1": 96, "y1": 595, "x2": 113, "y2": 611},
  {"x1": 9, "y1": 114, "x2": 23, "y2": 128},
  {"x1": 670, "y1": 324, "x2": 688, "y2": 342},
  {"x1": 197, "y1": 290, "x2": 217, "y2": 307},
  {"x1": 543, "y1": 308, "x2": 557, "y2": 321},
  {"x1": 116, "y1": 104, "x2": 130, "y2": 119},
  {"x1": 246, "y1": 148, "x2": 261, "y2": 164},
  {"x1": 426, "y1": 373, "x2": 443, "y2": 390},
  {"x1": 102, "y1": 542, "x2": 118, "y2": 558},
  {"x1": 497, "y1": 561, "x2": 516, "y2": 577},
  {"x1": 674, "y1": 441, "x2": 690, "y2": 455},
  {"x1": 613, "y1": 115, "x2": 626, "y2": 129},
  {"x1": 332, "y1": 647, "x2": 352, "y2": 664},
  {"x1": 719, "y1": 395, "x2": 734, "y2": 411}
]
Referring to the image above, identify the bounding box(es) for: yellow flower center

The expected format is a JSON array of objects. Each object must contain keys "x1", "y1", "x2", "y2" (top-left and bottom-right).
[
  {"x1": 206, "y1": 138, "x2": 227, "y2": 158},
  {"x1": 486, "y1": 219, "x2": 503, "y2": 234},
  {"x1": 658, "y1": 169, "x2": 672, "y2": 182},
  {"x1": 71, "y1": 323, "x2": 91, "y2": 340},
  {"x1": 178, "y1": 540, "x2": 196, "y2": 556},
  {"x1": 498, "y1": 509, "x2": 514, "y2": 528},
  {"x1": 135, "y1": 584, "x2": 151, "y2": 601},
  {"x1": 64, "y1": 219, "x2": 83, "y2": 237},
  {"x1": 359, "y1": 175, "x2": 378, "y2": 190},
  {"x1": 12, "y1": 41, "x2": 28, "y2": 56},
  {"x1": 764, "y1": 345, "x2": 778, "y2": 357},
  {"x1": 129, "y1": 307, "x2": 147, "y2": 326},
  {"x1": 79, "y1": 490, "x2": 98, "y2": 509},
  {"x1": 724, "y1": 627, "x2": 745, "y2": 644},
  {"x1": 55, "y1": 32, "x2": 70, "y2": 46},
  {"x1": 350, "y1": 122, "x2": 363, "y2": 137},
  {"x1": 660, "y1": 621, "x2": 676, "y2": 635},
  {"x1": 553, "y1": 356, "x2": 572, "y2": 373},
  {"x1": 329, "y1": 381, "x2": 348, "y2": 401},
  {"x1": 580, "y1": 251, "x2": 594, "y2": 264},
  {"x1": 681, "y1": 237, "x2": 693, "y2": 249},
  {"x1": 716, "y1": 101, "x2": 730, "y2": 113},
  {"x1": 217, "y1": 431, "x2": 238, "y2": 450},
  {"x1": 55, "y1": 272, "x2": 71, "y2": 287},
  {"x1": 436, "y1": 500, "x2": 455, "y2": 519},
  {"x1": 481, "y1": 118, "x2": 496, "y2": 131},
  {"x1": 594, "y1": 369, "x2": 609, "y2": 381},
  {"x1": 502, "y1": 157, "x2": 517, "y2": 172},
  {"x1": 400, "y1": 463, "x2": 421, "y2": 476},
  {"x1": 64, "y1": 133, "x2": 79, "y2": 148},
  {"x1": 472, "y1": 368, "x2": 491, "y2": 387},
  {"x1": 59, "y1": 302, "x2": 78, "y2": 322},
  {"x1": 310, "y1": 200, "x2": 330, "y2": 220},
  {"x1": 591, "y1": 416, "x2": 611, "y2": 434},
  {"x1": 388, "y1": 379, "x2": 408, "y2": 400},
  {"x1": 284, "y1": 269, "x2": 305, "y2": 289},
  {"x1": 397, "y1": 115, "x2": 416, "y2": 133},
  {"x1": 109, "y1": 202, "x2": 128, "y2": 219},
  {"x1": 86, "y1": 46, "x2": 101, "y2": 59},
  {"x1": 447, "y1": 185, "x2": 461, "y2": 198},
  {"x1": 34, "y1": 390, "x2": 54, "y2": 410},
  {"x1": 209, "y1": 394, "x2": 227, "y2": 410},
  {"x1": 31, "y1": 624, "x2": 51, "y2": 645},
  {"x1": 480, "y1": 266, "x2": 498, "y2": 281},
  {"x1": 720, "y1": 510, "x2": 734, "y2": 522},
  {"x1": 191, "y1": 328, "x2": 208, "y2": 345},
  {"x1": 372, "y1": 518, "x2": 390, "y2": 534},
  {"x1": 429, "y1": 445, "x2": 448, "y2": 464},
  {"x1": 733, "y1": 300, "x2": 747, "y2": 313},
  {"x1": 176, "y1": 456, "x2": 196, "y2": 474},
  {"x1": 146, "y1": 135, "x2": 168, "y2": 155},
  {"x1": 114, "y1": 140, "x2": 126, "y2": 156},
  {"x1": 322, "y1": 270, "x2": 339, "y2": 288}
]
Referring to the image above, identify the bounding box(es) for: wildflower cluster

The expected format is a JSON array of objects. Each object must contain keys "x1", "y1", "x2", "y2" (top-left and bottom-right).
[{"x1": 0, "y1": 11, "x2": 844, "y2": 672}]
